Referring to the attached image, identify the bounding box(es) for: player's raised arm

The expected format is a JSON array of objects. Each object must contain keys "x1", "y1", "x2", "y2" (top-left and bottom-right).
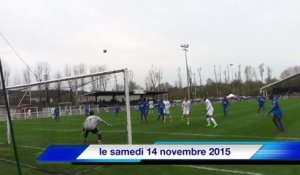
[{"x1": 98, "y1": 117, "x2": 112, "y2": 126}]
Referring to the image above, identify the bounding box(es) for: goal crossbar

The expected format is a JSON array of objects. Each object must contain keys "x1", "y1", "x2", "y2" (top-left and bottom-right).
[{"x1": 6, "y1": 69, "x2": 125, "y2": 90}]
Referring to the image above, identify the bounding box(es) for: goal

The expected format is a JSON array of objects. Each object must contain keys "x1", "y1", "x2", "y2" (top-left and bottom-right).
[{"x1": 4, "y1": 69, "x2": 132, "y2": 144}]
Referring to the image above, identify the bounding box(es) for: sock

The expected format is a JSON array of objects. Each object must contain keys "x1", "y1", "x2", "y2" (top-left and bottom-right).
[
  {"x1": 273, "y1": 119, "x2": 280, "y2": 129},
  {"x1": 97, "y1": 134, "x2": 103, "y2": 143},
  {"x1": 277, "y1": 119, "x2": 284, "y2": 131},
  {"x1": 210, "y1": 118, "x2": 217, "y2": 125},
  {"x1": 206, "y1": 118, "x2": 211, "y2": 125}
]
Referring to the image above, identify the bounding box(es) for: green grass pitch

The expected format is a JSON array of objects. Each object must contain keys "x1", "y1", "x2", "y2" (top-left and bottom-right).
[{"x1": 1, "y1": 98, "x2": 300, "y2": 175}]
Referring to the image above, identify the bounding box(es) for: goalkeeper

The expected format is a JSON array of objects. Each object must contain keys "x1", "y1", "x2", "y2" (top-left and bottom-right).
[{"x1": 82, "y1": 111, "x2": 112, "y2": 144}]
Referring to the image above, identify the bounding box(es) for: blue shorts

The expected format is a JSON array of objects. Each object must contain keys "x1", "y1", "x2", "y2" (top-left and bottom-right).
[
  {"x1": 273, "y1": 111, "x2": 283, "y2": 119},
  {"x1": 259, "y1": 104, "x2": 265, "y2": 108},
  {"x1": 223, "y1": 106, "x2": 229, "y2": 111},
  {"x1": 140, "y1": 112, "x2": 148, "y2": 118},
  {"x1": 159, "y1": 112, "x2": 165, "y2": 116}
]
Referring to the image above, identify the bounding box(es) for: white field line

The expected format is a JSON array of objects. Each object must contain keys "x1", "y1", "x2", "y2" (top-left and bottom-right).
[
  {"x1": 38, "y1": 129, "x2": 300, "y2": 141},
  {"x1": 173, "y1": 165, "x2": 264, "y2": 175},
  {"x1": 74, "y1": 166, "x2": 108, "y2": 175},
  {"x1": 0, "y1": 157, "x2": 40, "y2": 170},
  {"x1": 0, "y1": 141, "x2": 45, "y2": 150},
  {"x1": 0, "y1": 142, "x2": 106, "y2": 175}
]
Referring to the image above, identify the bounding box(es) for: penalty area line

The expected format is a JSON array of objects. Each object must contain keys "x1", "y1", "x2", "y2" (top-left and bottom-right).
[
  {"x1": 0, "y1": 156, "x2": 70, "y2": 175},
  {"x1": 0, "y1": 141, "x2": 45, "y2": 150},
  {"x1": 173, "y1": 165, "x2": 264, "y2": 175}
]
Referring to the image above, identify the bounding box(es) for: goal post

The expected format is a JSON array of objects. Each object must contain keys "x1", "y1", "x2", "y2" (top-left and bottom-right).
[
  {"x1": 5, "y1": 68, "x2": 132, "y2": 144},
  {"x1": 124, "y1": 68, "x2": 132, "y2": 144}
]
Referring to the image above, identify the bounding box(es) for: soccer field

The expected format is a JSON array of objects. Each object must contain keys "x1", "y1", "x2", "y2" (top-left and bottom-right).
[{"x1": 1, "y1": 98, "x2": 300, "y2": 175}]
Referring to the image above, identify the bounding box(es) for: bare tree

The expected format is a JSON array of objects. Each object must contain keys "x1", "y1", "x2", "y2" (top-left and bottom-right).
[
  {"x1": 79, "y1": 63, "x2": 86, "y2": 92},
  {"x1": 214, "y1": 65, "x2": 218, "y2": 95},
  {"x1": 227, "y1": 65, "x2": 230, "y2": 82},
  {"x1": 217, "y1": 66, "x2": 222, "y2": 83},
  {"x1": 145, "y1": 65, "x2": 163, "y2": 91},
  {"x1": 33, "y1": 62, "x2": 51, "y2": 104},
  {"x1": 42, "y1": 63, "x2": 51, "y2": 105},
  {"x1": 90, "y1": 65, "x2": 98, "y2": 91},
  {"x1": 98, "y1": 66, "x2": 110, "y2": 91},
  {"x1": 64, "y1": 65, "x2": 73, "y2": 103},
  {"x1": 55, "y1": 71, "x2": 62, "y2": 103},
  {"x1": 197, "y1": 67, "x2": 203, "y2": 96},
  {"x1": 224, "y1": 70, "x2": 228, "y2": 84},
  {"x1": 258, "y1": 63, "x2": 265, "y2": 83},
  {"x1": 193, "y1": 73, "x2": 197, "y2": 98},
  {"x1": 34, "y1": 63, "x2": 43, "y2": 82},
  {"x1": 73, "y1": 65, "x2": 80, "y2": 92},
  {"x1": 252, "y1": 67, "x2": 258, "y2": 81},
  {"x1": 128, "y1": 69, "x2": 134, "y2": 83},
  {"x1": 197, "y1": 67, "x2": 202, "y2": 86},
  {"x1": 128, "y1": 69, "x2": 136, "y2": 91},
  {"x1": 280, "y1": 65, "x2": 300, "y2": 78},
  {"x1": 13, "y1": 71, "x2": 21, "y2": 86},
  {"x1": 157, "y1": 68, "x2": 163, "y2": 91},
  {"x1": 23, "y1": 68, "x2": 31, "y2": 84},
  {"x1": 265, "y1": 66, "x2": 273, "y2": 84},
  {"x1": 206, "y1": 78, "x2": 214, "y2": 86},
  {"x1": 90, "y1": 65, "x2": 110, "y2": 91},
  {"x1": 34, "y1": 63, "x2": 44, "y2": 103},
  {"x1": 238, "y1": 64, "x2": 242, "y2": 81},
  {"x1": 244, "y1": 65, "x2": 252, "y2": 82}
]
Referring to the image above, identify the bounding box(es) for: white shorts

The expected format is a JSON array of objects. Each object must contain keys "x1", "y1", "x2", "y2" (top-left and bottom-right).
[
  {"x1": 165, "y1": 109, "x2": 170, "y2": 115},
  {"x1": 207, "y1": 109, "x2": 214, "y2": 116},
  {"x1": 183, "y1": 110, "x2": 190, "y2": 115}
]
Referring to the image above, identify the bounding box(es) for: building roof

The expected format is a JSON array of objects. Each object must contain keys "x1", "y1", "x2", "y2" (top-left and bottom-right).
[
  {"x1": 81, "y1": 91, "x2": 168, "y2": 97},
  {"x1": 260, "y1": 72, "x2": 300, "y2": 92}
]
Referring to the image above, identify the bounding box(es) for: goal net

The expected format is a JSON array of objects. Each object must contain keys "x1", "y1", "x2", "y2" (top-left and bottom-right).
[{"x1": 1, "y1": 69, "x2": 132, "y2": 147}]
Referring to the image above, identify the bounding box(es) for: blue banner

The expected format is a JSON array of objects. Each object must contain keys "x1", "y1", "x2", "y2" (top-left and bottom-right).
[{"x1": 37, "y1": 142, "x2": 300, "y2": 163}]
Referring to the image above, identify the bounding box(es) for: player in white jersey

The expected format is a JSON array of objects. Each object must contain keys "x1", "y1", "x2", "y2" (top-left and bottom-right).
[
  {"x1": 82, "y1": 111, "x2": 112, "y2": 144},
  {"x1": 148, "y1": 100, "x2": 154, "y2": 115},
  {"x1": 182, "y1": 97, "x2": 191, "y2": 125},
  {"x1": 204, "y1": 96, "x2": 218, "y2": 128},
  {"x1": 163, "y1": 99, "x2": 172, "y2": 123}
]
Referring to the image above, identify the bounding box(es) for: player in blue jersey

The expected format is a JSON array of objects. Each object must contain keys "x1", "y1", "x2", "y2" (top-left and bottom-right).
[
  {"x1": 84, "y1": 104, "x2": 89, "y2": 116},
  {"x1": 114, "y1": 102, "x2": 121, "y2": 117},
  {"x1": 257, "y1": 94, "x2": 266, "y2": 116},
  {"x1": 221, "y1": 97, "x2": 230, "y2": 117},
  {"x1": 156, "y1": 100, "x2": 166, "y2": 122},
  {"x1": 138, "y1": 98, "x2": 149, "y2": 123},
  {"x1": 53, "y1": 107, "x2": 60, "y2": 122},
  {"x1": 266, "y1": 95, "x2": 284, "y2": 132},
  {"x1": 144, "y1": 99, "x2": 150, "y2": 119}
]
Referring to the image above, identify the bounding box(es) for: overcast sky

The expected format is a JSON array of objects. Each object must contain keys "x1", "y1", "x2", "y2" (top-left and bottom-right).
[{"x1": 0, "y1": 0, "x2": 299, "y2": 88}]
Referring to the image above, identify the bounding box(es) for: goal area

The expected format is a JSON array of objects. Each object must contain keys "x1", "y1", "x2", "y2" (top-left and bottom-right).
[{"x1": 2, "y1": 68, "x2": 132, "y2": 144}]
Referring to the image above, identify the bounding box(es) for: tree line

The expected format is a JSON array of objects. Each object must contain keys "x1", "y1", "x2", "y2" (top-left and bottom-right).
[{"x1": 1, "y1": 60, "x2": 299, "y2": 101}]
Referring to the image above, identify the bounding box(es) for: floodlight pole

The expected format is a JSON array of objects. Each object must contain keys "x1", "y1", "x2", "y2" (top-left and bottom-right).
[{"x1": 181, "y1": 44, "x2": 191, "y2": 99}]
